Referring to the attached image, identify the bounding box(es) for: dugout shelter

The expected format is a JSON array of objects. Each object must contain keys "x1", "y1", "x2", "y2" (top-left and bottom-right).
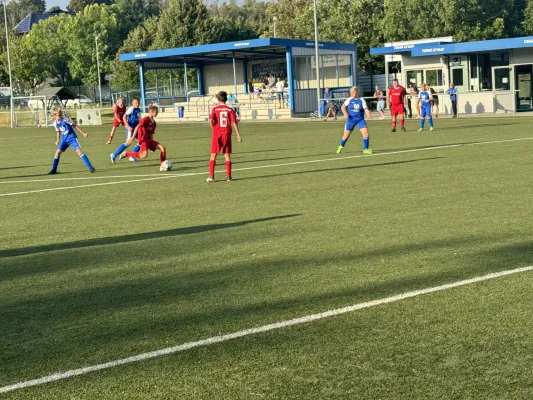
[
  {"x1": 119, "y1": 38, "x2": 358, "y2": 117},
  {"x1": 371, "y1": 35, "x2": 533, "y2": 115}
]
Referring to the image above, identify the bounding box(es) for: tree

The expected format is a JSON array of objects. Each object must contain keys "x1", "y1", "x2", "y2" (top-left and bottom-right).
[
  {"x1": 263, "y1": 0, "x2": 314, "y2": 39},
  {"x1": 22, "y1": 13, "x2": 74, "y2": 86},
  {"x1": 67, "y1": 0, "x2": 113, "y2": 14},
  {"x1": 112, "y1": 17, "x2": 159, "y2": 89},
  {"x1": 154, "y1": 0, "x2": 215, "y2": 49},
  {"x1": 64, "y1": 3, "x2": 122, "y2": 85},
  {"x1": 525, "y1": 0, "x2": 533, "y2": 34}
]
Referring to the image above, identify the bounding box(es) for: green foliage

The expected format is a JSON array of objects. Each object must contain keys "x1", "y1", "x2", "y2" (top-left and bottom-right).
[
  {"x1": 112, "y1": 17, "x2": 159, "y2": 89},
  {"x1": 524, "y1": 0, "x2": 533, "y2": 34},
  {"x1": 67, "y1": 0, "x2": 113, "y2": 14},
  {"x1": 154, "y1": 0, "x2": 214, "y2": 49}
]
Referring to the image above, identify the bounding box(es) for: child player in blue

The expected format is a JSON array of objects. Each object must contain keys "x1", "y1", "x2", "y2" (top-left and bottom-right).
[
  {"x1": 110, "y1": 97, "x2": 142, "y2": 163},
  {"x1": 48, "y1": 108, "x2": 95, "y2": 174},
  {"x1": 337, "y1": 86, "x2": 373, "y2": 154},
  {"x1": 418, "y1": 83, "x2": 434, "y2": 132}
]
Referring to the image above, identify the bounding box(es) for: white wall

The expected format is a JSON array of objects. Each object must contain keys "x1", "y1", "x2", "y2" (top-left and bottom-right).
[{"x1": 203, "y1": 62, "x2": 244, "y2": 95}]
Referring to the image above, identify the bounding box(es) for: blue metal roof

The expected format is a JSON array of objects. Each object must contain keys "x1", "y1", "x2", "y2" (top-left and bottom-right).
[
  {"x1": 371, "y1": 36, "x2": 533, "y2": 58},
  {"x1": 370, "y1": 42, "x2": 447, "y2": 55},
  {"x1": 119, "y1": 38, "x2": 357, "y2": 65},
  {"x1": 15, "y1": 11, "x2": 71, "y2": 34},
  {"x1": 411, "y1": 36, "x2": 533, "y2": 56}
]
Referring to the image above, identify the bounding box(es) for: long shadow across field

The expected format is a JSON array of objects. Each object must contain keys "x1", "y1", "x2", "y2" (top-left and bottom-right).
[
  {"x1": 2, "y1": 235, "x2": 533, "y2": 384},
  {"x1": 0, "y1": 214, "x2": 300, "y2": 259},
  {"x1": 233, "y1": 157, "x2": 442, "y2": 181}
]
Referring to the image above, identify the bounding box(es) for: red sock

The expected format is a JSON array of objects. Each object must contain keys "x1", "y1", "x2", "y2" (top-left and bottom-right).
[
  {"x1": 160, "y1": 151, "x2": 166, "y2": 164},
  {"x1": 225, "y1": 161, "x2": 231, "y2": 177},
  {"x1": 400, "y1": 118, "x2": 405, "y2": 127},
  {"x1": 209, "y1": 160, "x2": 216, "y2": 176},
  {"x1": 125, "y1": 152, "x2": 139, "y2": 158},
  {"x1": 392, "y1": 120, "x2": 397, "y2": 129},
  {"x1": 108, "y1": 136, "x2": 113, "y2": 141}
]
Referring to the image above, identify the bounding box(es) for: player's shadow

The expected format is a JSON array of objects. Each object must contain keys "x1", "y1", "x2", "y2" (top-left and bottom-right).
[
  {"x1": 0, "y1": 214, "x2": 301, "y2": 259},
  {"x1": 0, "y1": 165, "x2": 53, "y2": 171},
  {"x1": 233, "y1": 157, "x2": 442, "y2": 181},
  {"x1": 232, "y1": 152, "x2": 334, "y2": 165},
  {"x1": 0, "y1": 171, "x2": 75, "y2": 180}
]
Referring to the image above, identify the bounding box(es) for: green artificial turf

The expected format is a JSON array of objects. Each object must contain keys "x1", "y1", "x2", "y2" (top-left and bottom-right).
[{"x1": 1, "y1": 117, "x2": 533, "y2": 399}]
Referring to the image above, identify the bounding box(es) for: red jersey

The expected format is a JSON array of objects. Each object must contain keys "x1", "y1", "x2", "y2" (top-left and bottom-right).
[
  {"x1": 114, "y1": 104, "x2": 126, "y2": 119},
  {"x1": 388, "y1": 86, "x2": 406, "y2": 105},
  {"x1": 210, "y1": 105, "x2": 236, "y2": 136},
  {"x1": 137, "y1": 116, "x2": 156, "y2": 143}
]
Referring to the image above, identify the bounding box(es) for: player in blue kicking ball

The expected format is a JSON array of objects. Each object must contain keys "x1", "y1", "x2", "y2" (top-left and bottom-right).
[
  {"x1": 418, "y1": 83, "x2": 434, "y2": 132},
  {"x1": 337, "y1": 86, "x2": 373, "y2": 154},
  {"x1": 48, "y1": 108, "x2": 95, "y2": 174},
  {"x1": 110, "y1": 97, "x2": 142, "y2": 164}
]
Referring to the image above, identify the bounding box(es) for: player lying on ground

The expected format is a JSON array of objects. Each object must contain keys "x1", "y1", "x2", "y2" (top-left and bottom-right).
[
  {"x1": 418, "y1": 83, "x2": 434, "y2": 132},
  {"x1": 206, "y1": 91, "x2": 242, "y2": 182},
  {"x1": 387, "y1": 78, "x2": 407, "y2": 132},
  {"x1": 110, "y1": 97, "x2": 142, "y2": 164},
  {"x1": 336, "y1": 86, "x2": 372, "y2": 155},
  {"x1": 48, "y1": 108, "x2": 95, "y2": 174},
  {"x1": 118, "y1": 105, "x2": 167, "y2": 164},
  {"x1": 106, "y1": 97, "x2": 126, "y2": 144}
]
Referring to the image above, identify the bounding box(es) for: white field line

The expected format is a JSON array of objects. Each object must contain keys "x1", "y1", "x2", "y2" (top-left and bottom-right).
[
  {"x1": 1, "y1": 264, "x2": 532, "y2": 394},
  {"x1": 0, "y1": 136, "x2": 531, "y2": 196}
]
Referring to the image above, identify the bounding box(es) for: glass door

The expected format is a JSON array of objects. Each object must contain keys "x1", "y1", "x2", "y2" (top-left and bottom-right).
[{"x1": 514, "y1": 64, "x2": 533, "y2": 111}]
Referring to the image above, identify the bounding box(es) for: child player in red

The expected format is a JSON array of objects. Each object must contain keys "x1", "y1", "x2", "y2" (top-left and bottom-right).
[
  {"x1": 387, "y1": 79, "x2": 407, "y2": 132},
  {"x1": 206, "y1": 91, "x2": 242, "y2": 182},
  {"x1": 119, "y1": 105, "x2": 167, "y2": 164},
  {"x1": 107, "y1": 97, "x2": 126, "y2": 144}
]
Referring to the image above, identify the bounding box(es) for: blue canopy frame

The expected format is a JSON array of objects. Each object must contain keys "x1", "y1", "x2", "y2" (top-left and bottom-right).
[{"x1": 120, "y1": 38, "x2": 358, "y2": 113}]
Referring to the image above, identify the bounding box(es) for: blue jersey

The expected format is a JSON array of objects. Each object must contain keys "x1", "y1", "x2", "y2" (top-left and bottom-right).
[
  {"x1": 419, "y1": 91, "x2": 432, "y2": 109},
  {"x1": 343, "y1": 97, "x2": 368, "y2": 120},
  {"x1": 125, "y1": 106, "x2": 142, "y2": 129},
  {"x1": 53, "y1": 118, "x2": 76, "y2": 137}
]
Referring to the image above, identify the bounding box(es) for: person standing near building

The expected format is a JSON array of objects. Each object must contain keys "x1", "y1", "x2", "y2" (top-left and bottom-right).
[
  {"x1": 275, "y1": 77, "x2": 285, "y2": 109},
  {"x1": 387, "y1": 79, "x2": 407, "y2": 132},
  {"x1": 447, "y1": 83, "x2": 458, "y2": 118},
  {"x1": 374, "y1": 85, "x2": 386, "y2": 120}
]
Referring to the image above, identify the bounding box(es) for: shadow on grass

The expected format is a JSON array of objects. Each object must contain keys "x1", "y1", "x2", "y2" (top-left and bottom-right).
[
  {"x1": 2, "y1": 236, "x2": 533, "y2": 382},
  {"x1": 233, "y1": 157, "x2": 443, "y2": 181},
  {"x1": 0, "y1": 214, "x2": 301, "y2": 259}
]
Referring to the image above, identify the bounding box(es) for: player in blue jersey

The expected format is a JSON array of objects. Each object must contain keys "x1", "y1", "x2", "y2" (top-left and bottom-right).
[
  {"x1": 110, "y1": 97, "x2": 142, "y2": 163},
  {"x1": 48, "y1": 108, "x2": 95, "y2": 174},
  {"x1": 417, "y1": 83, "x2": 434, "y2": 132},
  {"x1": 336, "y1": 86, "x2": 373, "y2": 154}
]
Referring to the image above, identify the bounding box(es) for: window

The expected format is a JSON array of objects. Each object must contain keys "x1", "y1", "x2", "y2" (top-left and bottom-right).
[
  {"x1": 406, "y1": 70, "x2": 423, "y2": 86},
  {"x1": 493, "y1": 67, "x2": 511, "y2": 91},
  {"x1": 425, "y1": 70, "x2": 443, "y2": 86},
  {"x1": 452, "y1": 68, "x2": 464, "y2": 86},
  {"x1": 294, "y1": 56, "x2": 309, "y2": 89}
]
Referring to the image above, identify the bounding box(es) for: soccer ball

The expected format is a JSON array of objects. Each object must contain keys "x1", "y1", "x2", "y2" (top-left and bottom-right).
[{"x1": 160, "y1": 160, "x2": 172, "y2": 171}]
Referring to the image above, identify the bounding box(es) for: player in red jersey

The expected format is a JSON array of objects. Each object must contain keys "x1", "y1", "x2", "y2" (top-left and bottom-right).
[
  {"x1": 206, "y1": 91, "x2": 242, "y2": 182},
  {"x1": 107, "y1": 97, "x2": 127, "y2": 144},
  {"x1": 119, "y1": 105, "x2": 167, "y2": 164},
  {"x1": 387, "y1": 79, "x2": 407, "y2": 132}
]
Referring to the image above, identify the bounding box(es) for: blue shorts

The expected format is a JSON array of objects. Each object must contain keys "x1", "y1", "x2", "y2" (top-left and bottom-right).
[
  {"x1": 58, "y1": 134, "x2": 81, "y2": 152},
  {"x1": 345, "y1": 118, "x2": 367, "y2": 131},
  {"x1": 420, "y1": 107, "x2": 432, "y2": 118}
]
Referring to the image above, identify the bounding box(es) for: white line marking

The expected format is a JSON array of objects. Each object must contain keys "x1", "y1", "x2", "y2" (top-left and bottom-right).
[
  {"x1": 1, "y1": 264, "x2": 532, "y2": 394},
  {"x1": 0, "y1": 136, "x2": 531, "y2": 196}
]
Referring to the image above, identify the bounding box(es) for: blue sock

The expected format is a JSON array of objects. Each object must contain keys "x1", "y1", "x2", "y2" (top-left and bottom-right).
[
  {"x1": 52, "y1": 156, "x2": 59, "y2": 171},
  {"x1": 363, "y1": 137, "x2": 369, "y2": 150},
  {"x1": 80, "y1": 153, "x2": 94, "y2": 170},
  {"x1": 428, "y1": 117, "x2": 434, "y2": 128},
  {"x1": 132, "y1": 144, "x2": 140, "y2": 152},
  {"x1": 420, "y1": 118, "x2": 425, "y2": 129},
  {"x1": 112, "y1": 142, "x2": 129, "y2": 158},
  {"x1": 340, "y1": 139, "x2": 347, "y2": 147}
]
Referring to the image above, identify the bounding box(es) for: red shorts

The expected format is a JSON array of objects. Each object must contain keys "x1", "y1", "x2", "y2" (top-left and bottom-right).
[
  {"x1": 140, "y1": 140, "x2": 159, "y2": 152},
  {"x1": 391, "y1": 104, "x2": 405, "y2": 116},
  {"x1": 211, "y1": 134, "x2": 232, "y2": 154},
  {"x1": 113, "y1": 118, "x2": 125, "y2": 127}
]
